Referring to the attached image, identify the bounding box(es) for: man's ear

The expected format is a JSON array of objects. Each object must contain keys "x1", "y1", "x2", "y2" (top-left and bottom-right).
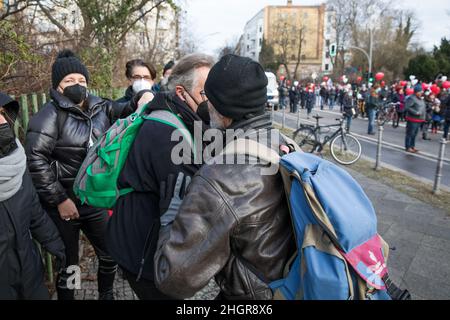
[{"x1": 175, "y1": 86, "x2": 186, "y2": 102}]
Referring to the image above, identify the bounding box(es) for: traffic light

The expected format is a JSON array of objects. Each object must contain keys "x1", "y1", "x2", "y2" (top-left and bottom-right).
[
  {"x1": 367, "y1": 72, "x2": 374, "y2": 83},
  {"x1": 329, "y1": 44, "x2": 337, "y2": 57}
]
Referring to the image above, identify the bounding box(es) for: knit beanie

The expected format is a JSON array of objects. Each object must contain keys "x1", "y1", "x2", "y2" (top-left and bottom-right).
[
  {"x1": 204, "y1": 54, "x2": 268, "y2": 121},
  {"x1": 52, "y1": 49, "x2": 90, "y2": 89},
  {"x1": 0, "y1": 92, "x2": 19, "y2": 126},
  {"x1": 414, "y1": 84, "x2": 423, "y2": 93}
]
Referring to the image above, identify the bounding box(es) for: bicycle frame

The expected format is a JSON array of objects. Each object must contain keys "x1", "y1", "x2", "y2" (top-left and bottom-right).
[{"x1": 300, "y1": 118, "x2": 346, "y2": 153}]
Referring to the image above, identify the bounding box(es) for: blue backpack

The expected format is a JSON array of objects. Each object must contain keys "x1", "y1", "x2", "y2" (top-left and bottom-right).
[{"x1": 225, "y1": 139, "x2": 410, "y2": 300}]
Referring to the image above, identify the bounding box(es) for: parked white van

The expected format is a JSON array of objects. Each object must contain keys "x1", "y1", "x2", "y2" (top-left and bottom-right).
[{"x1": 265, "y1": 72, "x2": 279, "y2": 110}]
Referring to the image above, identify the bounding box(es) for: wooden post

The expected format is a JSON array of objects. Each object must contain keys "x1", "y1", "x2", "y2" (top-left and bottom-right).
[
  {"x1": 41, "y1": 92, "x2": 47, "y2": 106},
  {"x1": 31, "y1": 93, "x2": 39, "y2": 114},
  {"x1": 20, "y1": 95, "x2": 29, "y2": 132}
]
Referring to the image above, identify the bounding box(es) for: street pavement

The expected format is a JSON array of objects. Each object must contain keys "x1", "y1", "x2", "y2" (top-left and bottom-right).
[
  {"x1": 69, "y1": 166, "x2": 450, "y2": 300},
  {"x1": 273, "y1": 106, "x2": 450, "y2": 189}
]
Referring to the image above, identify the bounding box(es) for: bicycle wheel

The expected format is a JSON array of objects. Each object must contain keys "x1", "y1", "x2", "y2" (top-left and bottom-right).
[
  {"x1": 330, "y1": 133, "x2": 362, "y2": 165},
  {"x1": 377, "y1": 111, "x2": 387, "y2": 126},
  {"x1": 293, "y1": 126, "x2": 318, "y2": 153}
]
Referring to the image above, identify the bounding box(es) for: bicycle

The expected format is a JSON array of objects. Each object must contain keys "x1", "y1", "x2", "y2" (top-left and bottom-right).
[
  {"x1": 293, "y1": 115, "x2": 362, "y2": 165},
  {"x1": 377, "y1": 102, "x2": 400, "y2": 128}
]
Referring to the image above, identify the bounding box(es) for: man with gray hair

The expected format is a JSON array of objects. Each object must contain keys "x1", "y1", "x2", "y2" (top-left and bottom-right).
[{"x1": 106, "y1": 53, "x2": 215, "y2": 299}]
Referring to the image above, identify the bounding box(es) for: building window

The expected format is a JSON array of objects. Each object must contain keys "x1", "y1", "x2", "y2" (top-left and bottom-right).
[
  {"x1": 326, "y1": 40, "x2": 330, "y2": 47},
  {"x1": 259, "y1": 38, "x2": 262, "y2": 46},
  {"x1": 247, "y1": 45, "x2": 250, "y2": 51},
  {"x1": 325, "y1": 64, "x2": 329, "y2": 71}
]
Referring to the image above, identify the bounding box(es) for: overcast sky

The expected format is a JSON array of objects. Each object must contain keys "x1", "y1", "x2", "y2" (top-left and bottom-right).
[{"x1": 184, "y1": 0, "x2": 449, "y2": 56}]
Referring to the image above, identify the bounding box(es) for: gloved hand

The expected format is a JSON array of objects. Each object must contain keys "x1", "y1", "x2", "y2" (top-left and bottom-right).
[
  {"x1": 160, "y1": 172, "x2": 191, "y2": 227},
  {"x1": 54, "y1": 251, "x2": 67, "y2": 274}
]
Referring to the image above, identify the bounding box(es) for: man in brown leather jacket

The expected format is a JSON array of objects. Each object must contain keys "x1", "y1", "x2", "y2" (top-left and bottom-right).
[{"x1": 154, "y1": 55, "x2": 296, "y2": 300}]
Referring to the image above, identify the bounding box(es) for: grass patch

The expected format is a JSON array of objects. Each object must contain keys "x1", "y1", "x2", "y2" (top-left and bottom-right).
[{"x1": 276, "y1": 124, "x2": 450, "y2": 216}]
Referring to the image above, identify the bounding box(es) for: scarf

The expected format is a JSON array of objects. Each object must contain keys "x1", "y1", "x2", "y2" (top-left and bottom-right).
[{"x1": 0, "y1": 139, "x2": 26, "y2": 202}]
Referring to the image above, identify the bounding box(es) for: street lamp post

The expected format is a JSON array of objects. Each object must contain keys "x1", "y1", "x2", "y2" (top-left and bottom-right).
[{"x1": 346, "y1": 28, "x2": 373, "y2": 79}]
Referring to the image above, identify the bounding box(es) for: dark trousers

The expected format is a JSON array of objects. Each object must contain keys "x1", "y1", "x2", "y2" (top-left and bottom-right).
[
  {"x1": 405, "y1": 121, "x2": 421, "y2": 149},
  {"x1": 48, "y1": 205, "x2": 117, "y2": 300},
  {"x1": 421, "y1": 121, "x2": 431, "y2": 139},
  {"x1": 444, "y1": 120, "x2": 449, "y2": 139},
  {"x1": 122, "y1": 268, "x2": 175, "y2": 300},
  {"x1": 367, "y1": 108, "x2": 376, "y2": 134},
  {"x1": 396, "y1": 111, "x2": 405, "y2": 127}
]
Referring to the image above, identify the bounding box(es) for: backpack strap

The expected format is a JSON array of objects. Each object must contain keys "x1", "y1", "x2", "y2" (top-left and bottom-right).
[
  {"x1": 220, "y1": 138, "x2": 281, "y2": 164},
  {"x1": 144, "y1": 110, "x2": 194, "y2": 151}
]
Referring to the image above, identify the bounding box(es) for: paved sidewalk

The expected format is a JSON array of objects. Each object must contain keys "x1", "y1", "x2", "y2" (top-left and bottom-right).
[{"x1": 70, "y1": 168, "x2": 450, "y2": 300}]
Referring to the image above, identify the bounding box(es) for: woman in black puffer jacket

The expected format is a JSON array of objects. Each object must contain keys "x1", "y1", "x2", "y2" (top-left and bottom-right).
[
  {"x1": 0, "y1": 93, "x2": 65, "y2": 300},
  {"x1": 25, "y1": 50, "x2": 153, "y2": 300}
]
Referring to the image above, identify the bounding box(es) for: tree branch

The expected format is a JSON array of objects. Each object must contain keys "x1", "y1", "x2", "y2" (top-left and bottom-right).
[
  {"x1": 37, "y1": 1, "x2": 72, "y2": 38},
  {"x1": 116, "y1": 0, "x2": 167, "y2": 43}
]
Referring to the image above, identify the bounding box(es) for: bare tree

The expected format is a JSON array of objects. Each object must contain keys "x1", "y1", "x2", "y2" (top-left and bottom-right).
[
  {"x1": 270, "y1": 18, "x2": 293, "y2": 79},
  {"x1": 292, "y1": 23, "x2": 306, "y2": 80},
  {"x1": 269, "y1": 14, "x2": 307, "y2": 80},
  {"x1": 0, "y1": 0, "x2": 38, "y2": 21}
]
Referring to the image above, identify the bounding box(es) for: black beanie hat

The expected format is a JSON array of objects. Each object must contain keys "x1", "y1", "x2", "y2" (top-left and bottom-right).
[
  {"x1": 0, "y1": 92, "x2": 19, "y2": 126},
  {"x1": 205, "y1": 54, "x2": 268, "y2": 121},
  {"x1": 52, "y1": 49, "x2": 90, "y2": 89}
]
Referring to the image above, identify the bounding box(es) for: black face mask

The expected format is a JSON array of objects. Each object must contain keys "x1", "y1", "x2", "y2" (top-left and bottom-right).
[
  {"x1": 196, "y1": 101, "x2": 211, "y2": 125},
  {"x1": 183, "y1": 88, "x2": 211, "y2": 125},
  {"x1": 63, "y1": 84, "x2": 87, "y2": 105},
  {"x1": 0, "y1": 123, "x2": 17, "y2": 158}
]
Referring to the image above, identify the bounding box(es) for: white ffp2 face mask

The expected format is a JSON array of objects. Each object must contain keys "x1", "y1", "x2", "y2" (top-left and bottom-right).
[{"x1": 132, "y1": 79, "x2": 153, "y2": 94}]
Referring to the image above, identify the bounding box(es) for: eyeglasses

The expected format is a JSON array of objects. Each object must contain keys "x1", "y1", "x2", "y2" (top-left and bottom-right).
[{"x1": 131, "y1": 75, "x2": 152, "y2": 81}]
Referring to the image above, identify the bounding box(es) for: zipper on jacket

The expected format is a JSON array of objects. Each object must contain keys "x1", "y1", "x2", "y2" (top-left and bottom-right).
[
  {"x1": 136, "y1": 222, "x2": 156, "y2": 282},
  {"x1": 87, "y1": 118, "x2": 94, "y2": 150}
]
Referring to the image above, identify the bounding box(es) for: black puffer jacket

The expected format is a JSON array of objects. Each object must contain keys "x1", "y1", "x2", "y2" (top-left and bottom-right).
[
  {"x1": 0, "y1": 170, "x2": 65, "y2": 299},
  {"x1": 444, "y1": 95, "x2": 450, "y2": 121},
  {"x1": 25, "y1": 89, "x2": 137, "y2": 209},
  {"x1": 116, "y1": 86, "x2": 134, "y2": 104}
]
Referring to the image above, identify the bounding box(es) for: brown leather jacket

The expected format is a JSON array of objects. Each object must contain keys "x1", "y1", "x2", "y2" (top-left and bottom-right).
[{"x1": 154, "y1": 115, "x2": 295, "y2": 300}]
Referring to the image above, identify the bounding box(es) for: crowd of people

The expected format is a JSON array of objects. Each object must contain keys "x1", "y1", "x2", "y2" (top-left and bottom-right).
[
  {"x1": 0, "y1": 50, "x2": 300, "y2": 300},
  {"x1": 277, "y1": 77, "x2": 450, "y2": 150},
  {"x1": 0, "y1": 48, "x2": 449, "y2": 301}
]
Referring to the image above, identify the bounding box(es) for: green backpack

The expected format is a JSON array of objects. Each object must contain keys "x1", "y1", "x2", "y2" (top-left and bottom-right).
[{"x1": 73, "y1": 104, "x2": 194, "y2": 209}]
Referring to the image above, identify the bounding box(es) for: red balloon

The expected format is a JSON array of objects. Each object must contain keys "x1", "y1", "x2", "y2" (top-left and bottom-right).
[
  {"x1": 422, "y1": 83, "x2": 429, "y2": 91},
  {"x1": 381, "y1": 81, "x2": 386, "y2": 87},
  {"x1": 375, "y1": 72, "x2": 385, "y2": 81},
  {"x1": 400, "y1": 81, "x2": 407, "y2": 87},
  {"x1": 323, "y1": 76, "x2": 329, "y2": 82},
  {"x1": 443, "y1": 81, "x2": 450, "y2": 89},
  {"x1": 406, "y1": 88, "x2": 414, "y2": 96},
  {"x1": 431, "y1": 86, "x2": 441, "y2": 95},
  {"x1": 357, "y1": 76, "x2": 363, "y2": 82}
]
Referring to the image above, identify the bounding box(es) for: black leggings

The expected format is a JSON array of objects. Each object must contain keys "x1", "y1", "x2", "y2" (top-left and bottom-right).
[{"x1": 48, "y1": 205, "x2": 117, "y2": 300}]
